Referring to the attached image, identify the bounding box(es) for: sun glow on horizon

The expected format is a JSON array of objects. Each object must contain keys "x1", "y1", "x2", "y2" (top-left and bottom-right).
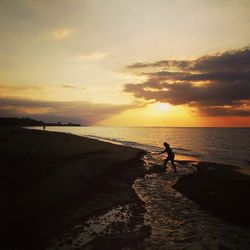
[
  {"x1": 154, "y1": 103, "x2": 170, "y2": 112},
  {"x1": 99, "y1": 103, "x2": 200, "y2": 126}
]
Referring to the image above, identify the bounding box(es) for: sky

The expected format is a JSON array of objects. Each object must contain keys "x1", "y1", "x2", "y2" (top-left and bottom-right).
[{"x1": 0, "y1": 0, "x2": 250, "y2": 126}]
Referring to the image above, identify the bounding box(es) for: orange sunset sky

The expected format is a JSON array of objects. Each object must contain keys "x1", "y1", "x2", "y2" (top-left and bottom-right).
[{"x1": 0, "y1": 0, "x2": 250, "y2": 127}]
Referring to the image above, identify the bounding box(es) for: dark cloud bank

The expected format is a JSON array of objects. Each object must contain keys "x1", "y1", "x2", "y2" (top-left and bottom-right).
[
  {"x1": 1, "y1": 48, "x2": 249, "y2": 124},
  {"x1": 124, "y1": 48, "x2": 250, "y2": 116},
  {"x1": 0, "y1": 97, "x2": 136, "y2": 125}
]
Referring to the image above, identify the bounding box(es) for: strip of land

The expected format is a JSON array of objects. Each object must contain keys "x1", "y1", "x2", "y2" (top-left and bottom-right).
[
  {"x1": 173, "y1": 161, "x2": 250, "y2": 227},
  {"x1": 0, "y1": 128, "x2": 149, "y2": 250}
]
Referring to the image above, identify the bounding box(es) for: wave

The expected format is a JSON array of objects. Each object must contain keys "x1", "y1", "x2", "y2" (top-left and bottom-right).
[
  {"x1": 84, "y1": 134, "x2": 200, "y2": 158},
  {"x1": 85, "y1": 134, "x2": 160, "y2": 151},
  {"x1": 173, "y1": 147, "x2": 191, "y2": 152}
]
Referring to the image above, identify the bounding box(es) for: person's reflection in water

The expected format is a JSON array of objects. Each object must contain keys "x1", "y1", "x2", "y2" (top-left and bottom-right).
[{"x1": 159, "y1": 142, "x2": 177, "y2": 172}]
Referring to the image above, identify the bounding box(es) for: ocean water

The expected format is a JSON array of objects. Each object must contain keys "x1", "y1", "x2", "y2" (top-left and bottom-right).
[{"x1": 30, "y1": 126, "x2": 250, "y2": 167}]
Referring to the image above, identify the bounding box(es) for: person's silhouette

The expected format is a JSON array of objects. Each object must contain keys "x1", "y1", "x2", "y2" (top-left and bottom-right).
[{"x1": 159, "y1": 142, "x2": 177, "y2": 172}]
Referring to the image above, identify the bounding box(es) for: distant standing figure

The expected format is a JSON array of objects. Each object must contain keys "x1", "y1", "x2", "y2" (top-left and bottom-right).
[
  {"x1": 159, "y1": 142, "x2": 177, "y2": 172},
  {"x1": 43, "y1": 124, "x2": 46, "y2": 131}
]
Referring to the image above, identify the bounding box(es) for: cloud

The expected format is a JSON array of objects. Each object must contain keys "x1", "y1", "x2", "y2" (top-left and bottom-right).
[
  {"x1": 78, "y1": 52, "x2": 107, "y2": 61},
  {"x1": 124, "y1": 48, "x2": 250, "y2": 116},
  {"x1": 126, "y1": 49, "x2": 250, "y2": 72},
  {"x1": 0, "y1": 97, "x2": 138, "y2": 125},
  {"x1": 198, "y1": 105, "x2": 250, "y2": 117},
  {"x1": 43, "y1": 28, "x2": 76, "y2": 39},
  {"x1": 126, "y1": 60, "x2": 191, "y2": 70},
  {"x1": 61, "y1": 84, "x2": 75, "y2": 89},
  {"x1": 0, "y1": 84, "x2": 42, "y2": 91}
]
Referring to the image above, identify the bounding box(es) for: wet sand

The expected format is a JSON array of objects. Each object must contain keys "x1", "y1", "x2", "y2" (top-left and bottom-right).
[
  {"x1": 173, "y1": 161, "x2": 250, "y2": 227},
  {"x1": 133, "y1": 153, "x2": 250, "y2": 249},
  {"x1": 0, "y1": 128, "x2": 149, "y2": 249}
]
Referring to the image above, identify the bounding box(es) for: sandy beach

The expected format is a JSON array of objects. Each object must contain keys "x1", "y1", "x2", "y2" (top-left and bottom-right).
[
  {"x1": 0, "y1": 128, "x2": 148, "y2": 249},
  {"x1": 1, "y1": 128, "x2": 250, "y2": 249}
]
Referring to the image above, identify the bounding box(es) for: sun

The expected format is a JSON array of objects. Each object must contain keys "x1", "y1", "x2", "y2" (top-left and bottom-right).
[{"x1": 154, "y1": 103, "x2": 170, "y2": 112}]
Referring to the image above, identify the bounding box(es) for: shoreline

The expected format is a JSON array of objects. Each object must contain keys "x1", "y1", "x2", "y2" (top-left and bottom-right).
[
  {"x1": 173, "y1": 161, "x2": 250, "y2": 228},
  {"x1": 1, "y1": 127, "x2": 250, "y2": 249},
  {"x1": 28, "y1": 126, "x2": 250, "y2": 169},
  {"x1": 0, "y1": 128, "x2": 150, "y2": 249}
]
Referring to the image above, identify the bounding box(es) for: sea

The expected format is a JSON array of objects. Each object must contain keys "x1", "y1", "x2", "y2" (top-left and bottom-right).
[
  {"x1": 30, "y1": 126, "x2": 250, "y2": 249},
  {"x1": 30, "y1": 126, "x2": 250, "y2": 167}
]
